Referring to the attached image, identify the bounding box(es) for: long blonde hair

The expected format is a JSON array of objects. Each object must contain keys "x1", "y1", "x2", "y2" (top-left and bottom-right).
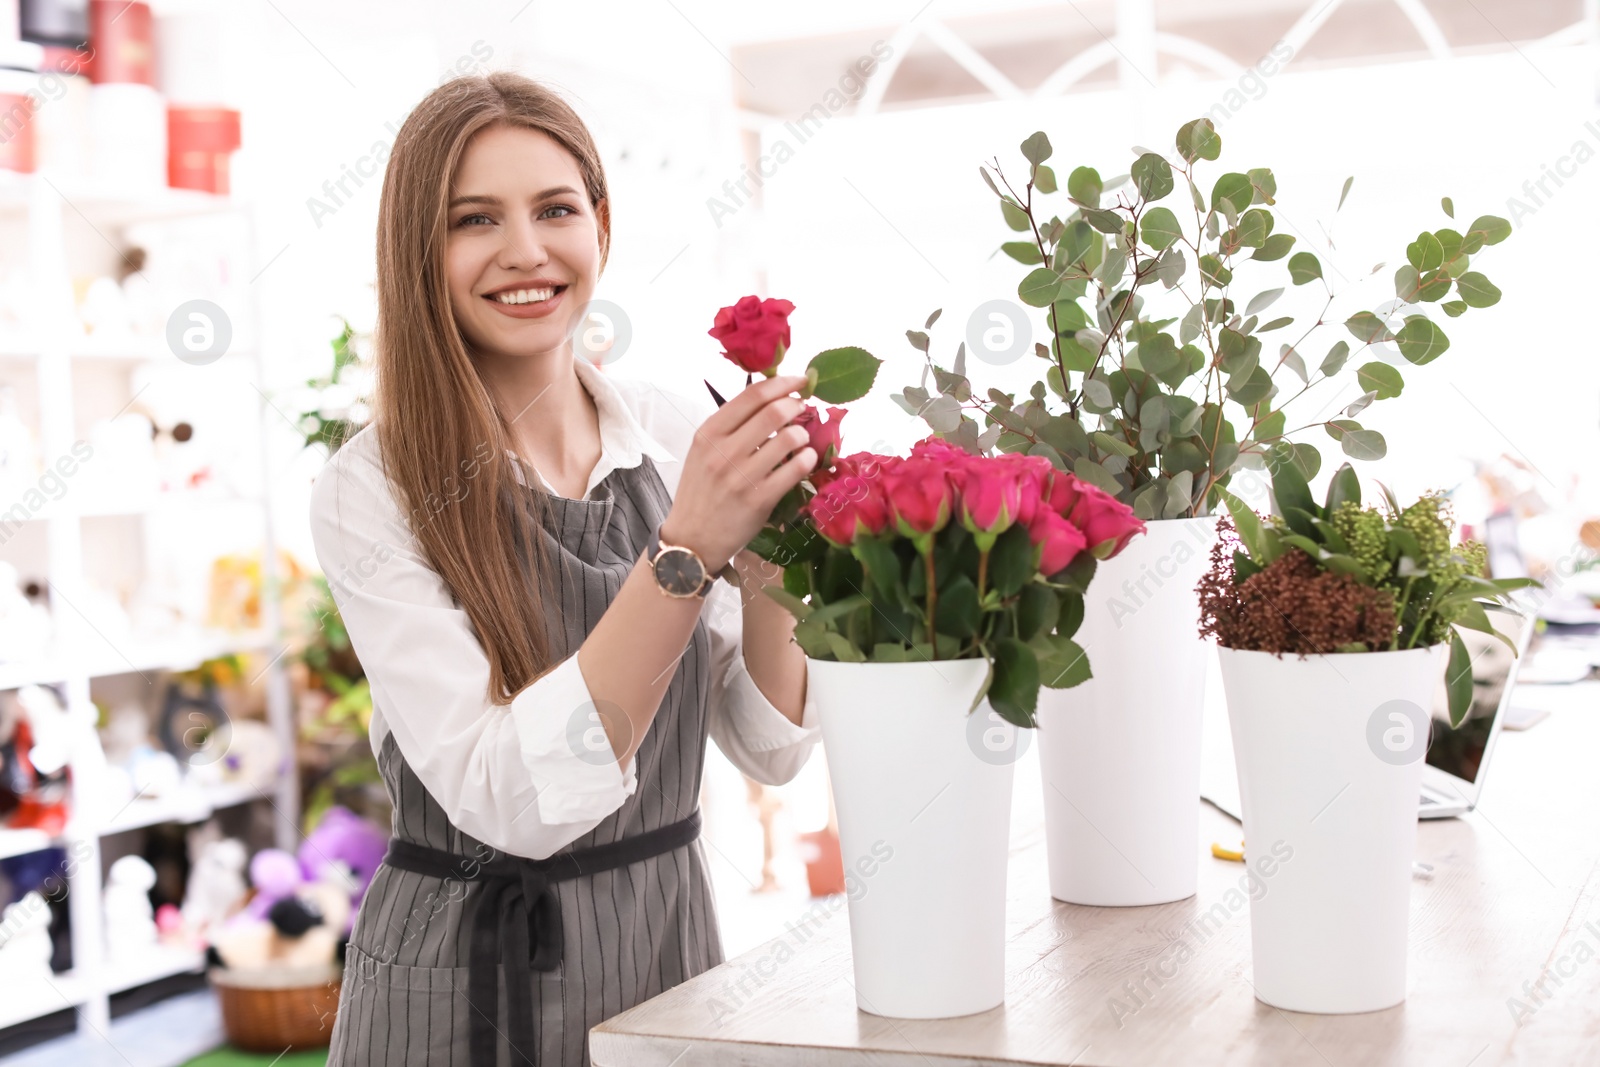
[{"x1": 372, "y1": 72, "x2": 611, "y2": 703}]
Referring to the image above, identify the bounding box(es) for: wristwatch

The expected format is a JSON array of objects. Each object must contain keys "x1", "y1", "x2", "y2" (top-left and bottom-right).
[{"x1": 645, "y1": 524, "x2": 721, "y2": 599}]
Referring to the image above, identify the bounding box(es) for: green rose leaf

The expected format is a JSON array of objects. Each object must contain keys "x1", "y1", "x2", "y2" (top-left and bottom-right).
[
  {"x1": 1034, "y1": 633, "x2": 1092, "y2": 689},
  {"x1": 1396, "y1": 315, "x2": 1450, "y2": 365},
  {"x1": 1356, "y1": 361, "x2": 1404, "y2": 399},
  {"x1": 1140, "y1": 206, "x2": 1183, "y2": 250},
  {"x1": 807, "y1": 346, "x2": 883, "y2": 403}
]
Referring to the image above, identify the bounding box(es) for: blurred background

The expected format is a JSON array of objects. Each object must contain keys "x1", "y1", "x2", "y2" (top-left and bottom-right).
[{"x1": 0, "y1": 0, "x2": 1596, "y2": 1063}]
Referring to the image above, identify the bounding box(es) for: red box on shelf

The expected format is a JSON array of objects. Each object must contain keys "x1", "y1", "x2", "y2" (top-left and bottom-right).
[
  {"x1": 88, "y1": 0, "x2": 154, "y2": 85},
  {"x1": 168, "y1": 105, "x2": 241, "y2": 194},
  {"x1": 0, "y1": 90, "x2": 36, "y2": 173}
]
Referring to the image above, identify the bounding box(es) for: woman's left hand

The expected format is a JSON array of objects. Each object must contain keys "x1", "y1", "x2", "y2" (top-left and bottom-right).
[{"x1": 726, "y1": 548, "x2": 784, "y2": 596}]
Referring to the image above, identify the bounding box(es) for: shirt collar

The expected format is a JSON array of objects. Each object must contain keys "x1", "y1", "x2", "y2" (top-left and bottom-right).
[{"x1": 506, "y1": 354, "x2": 678, "y2": 488}]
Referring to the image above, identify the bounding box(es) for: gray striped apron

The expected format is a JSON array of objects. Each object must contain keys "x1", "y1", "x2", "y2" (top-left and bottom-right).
[{"x1": 326, "y1": 456, "x2": 724, "y2": 1066}]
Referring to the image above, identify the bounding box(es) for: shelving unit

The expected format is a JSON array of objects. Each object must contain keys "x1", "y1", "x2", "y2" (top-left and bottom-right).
[{"x1": 0, "y1": 168, "x2": 296, "y2": 1038}]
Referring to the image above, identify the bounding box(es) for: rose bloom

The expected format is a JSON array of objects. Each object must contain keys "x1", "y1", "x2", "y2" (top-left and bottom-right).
[
  {"x1": 804, "y1": 470, "x2": 891, "y2": 545},
  {"x1": 883, "y1": 456, "x2": 954, "y2": 536},
  {"x1": 812, "y1": 451, "x2": 892, "y2": 491},
  {"x1": 793, "y1": 404, "x2": 846, "y2": 471},
  {"x1": 1028, "y1": 508, "x2": 1089, "y2": 576},
  {"x1": 1044, "y1": 470, "x2": 1145, "y2": 558},
  {"x1": 708, "y1": 295, "x2": 795, "y2": 374},
  {"x1": 957, "y1": 463, "x2": 1025, "y2": 536}
]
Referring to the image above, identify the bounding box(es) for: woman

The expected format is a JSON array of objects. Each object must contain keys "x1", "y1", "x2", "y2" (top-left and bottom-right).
[{"x1": 309, "y1": 71, "x2": 822, "y2": 1066}]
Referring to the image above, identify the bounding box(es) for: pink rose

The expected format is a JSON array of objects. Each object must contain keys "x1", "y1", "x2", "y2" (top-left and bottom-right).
[
  {"x1": 957, "y1": 464, "x2": 1024, "y2": 536},
  {"x1": 910, "y1": 437, "x2": 973, "y2": 466},
  {"x1": 804, "y1": 472, "x2": 891, "y2": 546},
  {"x1": 990, "y1": 452, "x2": 1053, "y2": 527},
  {"x1": 883, "y1": 457, "x2": 953, "y2": 536},
  {"x1": 1045, "y1": 471, "x2": 1145, "y2": 559},
  {"x1": 793, "y1": 404, "x2": 846, "y2": 471},
  {"x1": 708, "y1": 295, "x2": 795, "y2": 374},
  {"x1": 1027, "y1": 509, "x2": 1088, "y2": 577},
  {"x1": 812, "y1": 451, "x2": 891, "y2": 491}
]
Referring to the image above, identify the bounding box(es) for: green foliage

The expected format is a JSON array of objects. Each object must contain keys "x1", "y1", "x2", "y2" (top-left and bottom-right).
[
  {"x1": 297, "y1": 316, "x2": 371, "y2": 454},
  {"x1": 899, "y1": 121, "x2": 1511, "y2": 521},
  {"x1": 1216, "y1": 455, "x2": 1537, "y2": 725}
]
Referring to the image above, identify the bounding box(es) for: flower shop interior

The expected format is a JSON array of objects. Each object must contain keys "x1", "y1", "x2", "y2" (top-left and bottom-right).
[{"x1": 0, "y1": 0, "x2": 1598, "y2": 1065}]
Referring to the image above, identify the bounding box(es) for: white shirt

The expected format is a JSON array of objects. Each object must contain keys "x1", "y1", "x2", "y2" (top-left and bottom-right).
[{"x1": 308, "y1": 353, "x2": 821, "y2": 860}]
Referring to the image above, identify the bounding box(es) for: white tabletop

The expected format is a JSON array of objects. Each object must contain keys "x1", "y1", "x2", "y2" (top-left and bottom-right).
[{"x1": 592, "y1": 679, "x2": 1600, "y2": 1066}]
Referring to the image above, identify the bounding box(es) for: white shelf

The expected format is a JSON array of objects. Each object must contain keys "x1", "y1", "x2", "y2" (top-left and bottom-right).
[
  {"x1": 99, "y1": 779, "x2": 264, "y2": 837},
  {"x1": 0, "y1": 170, "x2": 240, "y2": 227},
  {"x1": 0, "y1": 778, "x2": 269, "y2": 860},
  {"x1": 0, "y1": 970, "x2": 89, "y2": 1030},
  {"x1": 45, "y1": 491, "x2": 266, "y2": 520},
  {"x1": 0, "y1": 826, "x2": 60, "y2": 862},
  {"x1": 0, "y1": 158, "x2": 293, "y2": 1040},
  {"x1": 101, "y1": 944, "x2": 206, "y2": 995},
  {"x1": 0, "y1": 628, "x2": 277, "y2": 690}
]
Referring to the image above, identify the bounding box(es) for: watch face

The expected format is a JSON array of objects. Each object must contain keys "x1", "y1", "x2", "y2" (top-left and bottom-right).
[{"x1": 654, "y1": 547, "x2": 706, "y2": 596}]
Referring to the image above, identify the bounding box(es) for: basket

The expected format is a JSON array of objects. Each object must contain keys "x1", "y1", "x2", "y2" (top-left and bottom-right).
[{"x1": 208, "y1": 962, "x2": 343, "y2": 1051}]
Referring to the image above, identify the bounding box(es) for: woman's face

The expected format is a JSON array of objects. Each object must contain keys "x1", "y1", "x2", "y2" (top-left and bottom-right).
[{"x1": 445, "y1": 123, "x2": 607, "y2": 363}]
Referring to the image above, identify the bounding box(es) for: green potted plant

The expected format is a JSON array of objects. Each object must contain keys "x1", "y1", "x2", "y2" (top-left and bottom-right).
[
  {"x1": 1199, "y1": 449, "x2": 1534, "y2": 1012},
  {"x1": 893, "y1": 116, "x2": 1511, "y2": 907}
]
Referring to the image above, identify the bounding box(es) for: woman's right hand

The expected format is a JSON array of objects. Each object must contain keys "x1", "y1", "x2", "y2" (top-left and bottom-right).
[{"x1": 658, "y1": 373, "x2": 815, "y2": 573}]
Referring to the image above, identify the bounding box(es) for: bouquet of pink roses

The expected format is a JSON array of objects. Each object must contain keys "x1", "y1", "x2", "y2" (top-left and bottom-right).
[
  {"x1": 708, "y1": 295, "x2": 1145, "y2": 724},
  {"x1": 759, "y1": 438, "x2": 1144, "y2": 726}
]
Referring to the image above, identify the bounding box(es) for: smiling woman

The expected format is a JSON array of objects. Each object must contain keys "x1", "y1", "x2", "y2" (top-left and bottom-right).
[{"x1": 310, "y1": 72, "x2": 823, "y2": 1067}]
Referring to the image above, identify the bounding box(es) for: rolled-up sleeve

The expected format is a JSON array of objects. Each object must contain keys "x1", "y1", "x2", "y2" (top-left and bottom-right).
[{"x1": 308, "y1": 436, "x2": 635, "y2": 860}]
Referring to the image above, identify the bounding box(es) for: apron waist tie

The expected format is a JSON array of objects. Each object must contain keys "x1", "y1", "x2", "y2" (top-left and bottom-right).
[{"x1": 379, "y1": 807, "x2": 703, "y2": 1067}]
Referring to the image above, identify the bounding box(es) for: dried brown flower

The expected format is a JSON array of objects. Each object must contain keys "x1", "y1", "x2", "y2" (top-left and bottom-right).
[{"x1": 1197, "y1": 519, "x2": 1397, "y2": 655}]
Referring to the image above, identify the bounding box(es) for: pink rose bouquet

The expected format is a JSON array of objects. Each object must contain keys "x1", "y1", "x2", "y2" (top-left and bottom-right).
[{"x1": 751, "y1": 435, "x2": 1147, "y2": 727}]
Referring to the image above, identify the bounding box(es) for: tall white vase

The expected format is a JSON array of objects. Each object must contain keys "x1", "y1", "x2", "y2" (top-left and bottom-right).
[
  {"x1": 1035, "y1": 516, "x2": 1218, "y2": 906},
  {"x1": 1218, "y1": 644, "x2": 1443, "y2": 1013},
  {"x1": 810, "y1": 656, "x2": 1015, "y2": 1018}
]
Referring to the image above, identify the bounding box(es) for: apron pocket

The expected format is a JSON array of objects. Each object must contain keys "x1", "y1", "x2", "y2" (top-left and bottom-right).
[{"x1": 333, "y1": 941, "x2": 564, "y2": 1066}]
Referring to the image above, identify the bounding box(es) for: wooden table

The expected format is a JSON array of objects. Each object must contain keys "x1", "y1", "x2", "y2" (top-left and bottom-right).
[{"x1": 592, "y1": 681, "x2": 1600, "y2": 1066}]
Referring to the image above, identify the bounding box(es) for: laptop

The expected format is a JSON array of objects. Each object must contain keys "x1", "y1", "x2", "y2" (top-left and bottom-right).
[{"x1": 1201, "y1": 606, "x2": 1535, "y2": 822}]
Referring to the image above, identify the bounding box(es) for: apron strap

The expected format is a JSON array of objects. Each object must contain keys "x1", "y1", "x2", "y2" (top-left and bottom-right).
[{"x1": 379, "y1": 809, "x2": 703, "y2": 1067}]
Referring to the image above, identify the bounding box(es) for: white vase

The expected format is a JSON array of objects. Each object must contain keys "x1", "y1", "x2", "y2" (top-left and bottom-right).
[
  {"x1": 1035, "y1": 516, "x2": 1218, "y2": 906},
  {"x1": 810, "y1": 655, "x2": 1015, "y2": 1018},
  {"x1": 1218, "y1": 644, "x2": 1444, "y2": 1013}
]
